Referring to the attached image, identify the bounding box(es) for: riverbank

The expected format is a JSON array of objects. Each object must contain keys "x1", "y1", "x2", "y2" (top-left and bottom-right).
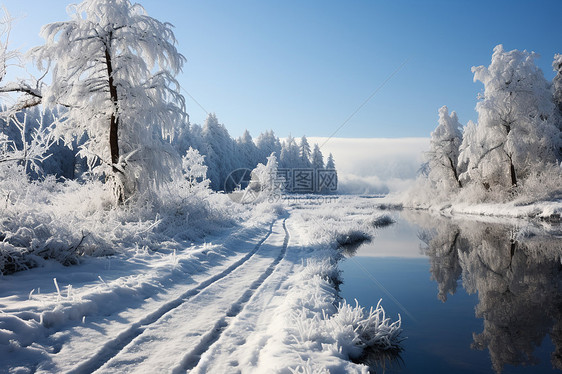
[{"x1": 386, "y1": 193, "x2": 562, "y2": 223}]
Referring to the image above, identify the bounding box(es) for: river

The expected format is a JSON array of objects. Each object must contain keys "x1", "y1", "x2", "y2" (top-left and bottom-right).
[{"x1": 339, "y1": 209, "x2": 562, "y2": 373}]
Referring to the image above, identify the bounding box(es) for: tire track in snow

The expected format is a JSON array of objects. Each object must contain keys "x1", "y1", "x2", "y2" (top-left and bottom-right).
[
  {"x1": 68, "y1": 219, "x2": 277, "y2": 374},
  {"x1": 173, "y1": 217, "x2": 290, "y2": 373}
]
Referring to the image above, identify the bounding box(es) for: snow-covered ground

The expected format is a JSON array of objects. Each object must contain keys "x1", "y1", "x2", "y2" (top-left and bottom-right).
[{"x1": 0, "y1": 196, "x2": 401, "y2": 373}]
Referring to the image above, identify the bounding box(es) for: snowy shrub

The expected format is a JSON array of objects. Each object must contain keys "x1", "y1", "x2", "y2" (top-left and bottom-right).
[
  {"x1": 335, "y1": 231, "x2": 371, "y2": 247},
  {"x1": 289, "y1": 359, "x2": 330, "y2": 374},
  {"x1": 328, "y1": 299, "x2": 403, "y2": 359},
  {"x1": 0, "y1": 112, "x2": 56, "y2": 177},
  {"x1": 515, "y1": 164, "x2": 562, "y2": 204},
  {"x1": 0, "y1": 167, "x2": 250, "y2": 274},
  {"x1": 271, "y1": 254, "x2": 402, "y2": 372},
  {"x1": 370, "y1": 213, "x2": 395, "y2": 228}
]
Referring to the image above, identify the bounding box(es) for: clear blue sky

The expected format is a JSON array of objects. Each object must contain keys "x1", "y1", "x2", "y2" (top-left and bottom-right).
[{"x1": 3, "y1": 0, "x2": 561, "y2": 138}]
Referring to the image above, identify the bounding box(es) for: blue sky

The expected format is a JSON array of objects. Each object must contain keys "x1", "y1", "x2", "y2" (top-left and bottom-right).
[{"x1": 3, "y1": 0, "x2": 561, "y2": 139}]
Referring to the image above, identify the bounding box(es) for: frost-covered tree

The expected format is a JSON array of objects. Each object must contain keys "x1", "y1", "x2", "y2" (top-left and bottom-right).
[
  {"x1": 299, "y1": 135, "x2": 311, "y2": 168},
  {"x1": 280, "y1": 135, "x2": 300, "y2": 168},
  {"x1": 325, "y1": 153, "x2": 336, "y2": 170},
  {"x1": 246, "y1": 152, "x2": 283, "y2": 201},
  {"x1": 457, "y1": 120, "x2": 482, "y2": 186},
  {"x1": 311, "y1": 143, "x2": 324, "y2": 170},
  {"x1": 237, "y1": 129, "x2": 258, "y2": 169},
  {"x1": 427, "y1": 106, "x2": 463, "y2": 190},
  {"x1": 181, "y1": 147, "x2": 209, "y2": 193},
  {"x1": 553, "y1": 54, "x2": 562, "y2": 120},
  {"x1": 467, "y1": 45, "x2": 560, "y2": 189},
  {"x1": 9, "y1": 0, "x2": 186, "y2": 201},
  {"x1": 202, "y1": 113, "x2": 235, "y2": 190},
  {"x1": 256, "y1": 130, "x2": 281, "y2": 164},
  {"x1": 0, "y1": 9, "x2": 18, "y2": 88},
  {"x1": 552, "y1": 54, "x2": 562, "y2": 158}
]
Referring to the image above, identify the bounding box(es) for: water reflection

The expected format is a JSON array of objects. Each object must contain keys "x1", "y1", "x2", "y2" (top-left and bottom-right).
[
  {"x1": 355, "y1": 344, "x2": 404, "y2": 374},
  {"x1": 405, "y1": 211, "x2": 562, "y2": 373}
]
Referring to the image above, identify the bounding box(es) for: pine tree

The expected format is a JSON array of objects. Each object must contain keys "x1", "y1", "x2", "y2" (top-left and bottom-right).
[
  {"x1": 280, "y1": 135, "x2": 299, "y2": 168},
  {"x1": 325, "y1": 153, "x2": 336, "y2": 170},
  {"x1": 553, "y1": 54, "x2": 562, "y2": 118},
  {"x1": 299, "y1": 135, "x2": 312, "y2": 168},
  {"x1": 237, "y1": 129, "x2": 258, "y2": 169},
  {"x1": 256, "y1": 130, "x2": 281, "y2": 164},
  {"x1": 311, "y1": 144, "x2": 324, "y2": 170},
  {"x1": 552, "y1": 54, "x2": 562, "y2": 158},
  {"x1": 202, "y1": 113, "x2": 235, "y2": 190}
]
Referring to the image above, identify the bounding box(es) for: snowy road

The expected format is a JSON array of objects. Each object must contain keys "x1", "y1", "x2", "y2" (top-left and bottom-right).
[
  {"x1": 1, "y1": 215, "x2": 299, "y2": 373},
  {"x1": 76, "y1": 218, "x2": 290, "y2": 373}
]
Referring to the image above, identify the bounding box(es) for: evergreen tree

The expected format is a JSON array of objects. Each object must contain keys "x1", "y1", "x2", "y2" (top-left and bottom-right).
[
  {"x1": 325, "y1": 153, "x2": 336, "y2": 170},
  {"x1": 202, "y1": 113, "x2": 235, "y2": 190},
  {"x1": 552, "y1": 54, "x2": 562, "y2": 158},
  {"x1": 299, "y1": 135, "x2": 312, "y2": 168},
  {"x1": 553, "y1": 54, "x2": 562, "y2": 119},
  {"x1": 236, "y1": 129, "x2": 258, "y2": 169},
  {"x1": 280, "y1": 135, "x2": 300, "y2": 168},
  {"x1": 256, "y1": 130, "x2": 281, "y2": 164},
  {"x1": 311, "y1": 144, "x2": 324, "y2": 170},
  {"x1": 181, "y1": 147, "x2": 210, "y2": 193}
]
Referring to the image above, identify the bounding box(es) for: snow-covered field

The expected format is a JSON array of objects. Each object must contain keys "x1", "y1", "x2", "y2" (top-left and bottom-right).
[{"x1": 0, "y1": 196, "x2": 401, "y2": 373}]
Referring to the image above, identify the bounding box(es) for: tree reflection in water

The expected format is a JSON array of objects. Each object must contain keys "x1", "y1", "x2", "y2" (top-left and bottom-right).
[{"x1": 405, "y1": 211, "x2": 562, "y2": 373}]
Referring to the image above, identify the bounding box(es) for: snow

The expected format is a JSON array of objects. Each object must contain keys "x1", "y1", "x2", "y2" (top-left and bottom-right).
[{"x1": 0, "y1": 196, "x2": 402, "y2": 373}]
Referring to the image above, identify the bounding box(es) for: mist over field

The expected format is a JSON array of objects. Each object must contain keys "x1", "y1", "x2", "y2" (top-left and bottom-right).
[{"x1": 309, "y1": 137, "x2": 429, "y2": 194}]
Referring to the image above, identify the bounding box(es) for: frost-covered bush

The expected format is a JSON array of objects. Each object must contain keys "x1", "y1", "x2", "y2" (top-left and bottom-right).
[
  {"x1": 0, "y1": 111, "x2": 56, "y2": 177},
  {"x1": 371, "y1": 213, "x2": 395, "y2": 228},
  {"x1": 0, "y1": 163, "x2": 246, "y2": 275},
  {"x1": 515, "y1": 163, "x2": 562, "y2": 204},
  {"x1": 328, "y1": 299, "x2": 403, "y2": 358}
]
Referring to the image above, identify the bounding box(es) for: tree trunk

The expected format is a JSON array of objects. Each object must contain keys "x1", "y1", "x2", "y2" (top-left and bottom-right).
[
  {"x1": 507, "y1": 154, "x2": 517, "y2": 187},
  {"x1": 448, "y1": 157, "x2": 462, "y2": 188},
  {"x1": 104, "y1": 33, "x2": 124, "y2": 202},
  {"x1": 104, "y1": 34, "x2": 119, "y2": 170},
  {"x1": 509, "y1": 161, "x2": 517, "y2": 187}
]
